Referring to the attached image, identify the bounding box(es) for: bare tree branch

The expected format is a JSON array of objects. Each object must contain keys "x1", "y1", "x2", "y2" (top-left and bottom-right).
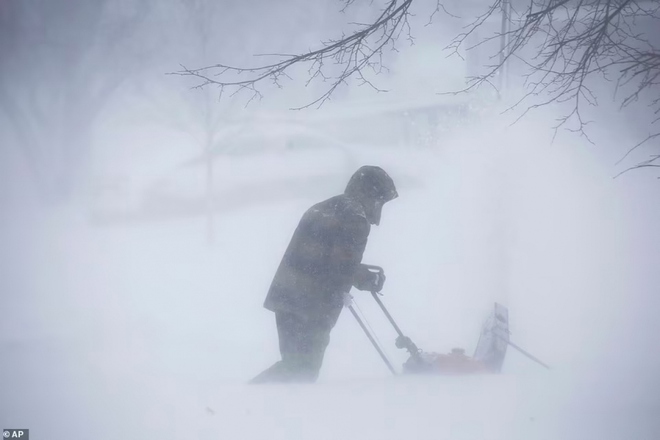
[
  {"x1": 171, "y1": 0, "x2": 415, "y2": 110},
  {"x1": 169, "y1": 0, "x2": 660, "y2": 176},
  {"x1": 426, "y1": 0, "x2": 461, "y2": 26},
  {"x1": 613, "y1": 150, "x2": 660, "y2": 178},
  {"x1": 447, "y1": 0, "x2": 660, "y2": 173}
]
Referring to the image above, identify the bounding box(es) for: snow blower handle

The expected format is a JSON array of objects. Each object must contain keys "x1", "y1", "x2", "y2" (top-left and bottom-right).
[
  {"x1": 371, "y1": 291, "x2": 420, "y2": 357},
  {"x1": 347, "y1": 304, "x2": 397, "y2": 375},
  {"x1": 361, "y1": 266, "x2": 423, "y2": 360}
]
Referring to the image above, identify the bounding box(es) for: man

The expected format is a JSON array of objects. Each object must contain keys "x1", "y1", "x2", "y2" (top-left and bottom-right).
[{"x1": 250, "y1": 166, "x2": 398, "y2": 384}]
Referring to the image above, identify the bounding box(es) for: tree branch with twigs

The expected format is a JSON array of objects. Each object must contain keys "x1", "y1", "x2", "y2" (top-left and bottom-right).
[
  {"x1": 171, "y1": 0, "x2": 660, "y2": 176},
  {"x1": 171, "y1": 0, "x2": 414, "y2": 110},
  {"x1": 447, "y1": 0, "x2": 660, "y2": 174}
]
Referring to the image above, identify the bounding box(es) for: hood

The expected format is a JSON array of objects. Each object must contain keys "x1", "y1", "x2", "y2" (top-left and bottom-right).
[{"x1": 344, "y1": 166, "x2": 398, "y2": 225}]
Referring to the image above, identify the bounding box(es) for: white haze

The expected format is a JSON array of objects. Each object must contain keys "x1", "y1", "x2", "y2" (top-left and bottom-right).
[{"x1": 1, "y1": 1, "x2": 659, "y2": 439}]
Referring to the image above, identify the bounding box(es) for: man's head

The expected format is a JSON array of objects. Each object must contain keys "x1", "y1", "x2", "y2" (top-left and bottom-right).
[{"x1": 344, "y1": 166, "x2": 398, "y2": 225}]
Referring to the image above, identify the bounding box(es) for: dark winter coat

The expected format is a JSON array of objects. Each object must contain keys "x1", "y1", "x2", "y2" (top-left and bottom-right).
[{"x1": 263, "y1": 194, "x2": 371, "y2": 318}]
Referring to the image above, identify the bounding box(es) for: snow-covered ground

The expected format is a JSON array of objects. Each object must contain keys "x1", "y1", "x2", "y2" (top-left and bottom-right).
[{"x1": 1, "y1": 115, "x2": 659, "y2": 440}]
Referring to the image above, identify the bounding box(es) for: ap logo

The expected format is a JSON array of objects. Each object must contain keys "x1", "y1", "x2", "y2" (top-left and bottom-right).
[{"x1": 2, "y1": 430, "x2": 29, "y2": 439}]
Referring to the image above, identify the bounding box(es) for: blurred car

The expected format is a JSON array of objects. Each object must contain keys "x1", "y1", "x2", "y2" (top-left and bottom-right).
[
  {"x1": 139, "y1": 121, "x2": 366, "y2": 219},
  {"x1": 89, "y1": 118, "x2": 423, "y2": 225}
]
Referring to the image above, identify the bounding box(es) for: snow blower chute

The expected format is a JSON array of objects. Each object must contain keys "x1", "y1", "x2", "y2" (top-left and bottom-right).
[{"x1": 349, "y1": 265, "x2": 550, "y2": 375}]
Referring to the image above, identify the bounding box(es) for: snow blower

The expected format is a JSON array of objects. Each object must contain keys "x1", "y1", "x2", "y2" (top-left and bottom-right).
[{"x1": 350, "y1": 265, "x2": 550, "y2": 375}]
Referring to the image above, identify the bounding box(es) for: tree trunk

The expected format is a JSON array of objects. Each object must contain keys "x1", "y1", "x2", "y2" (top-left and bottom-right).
[
  {"x1": 52, "y1": 127, "x2": 93, "y2": 204},
  {"x1": 205, "y1": 140, "x2": 215, "y2": 245},
  {"x1": 498, "y1": 0, "x2": 511, "y2": 98}
]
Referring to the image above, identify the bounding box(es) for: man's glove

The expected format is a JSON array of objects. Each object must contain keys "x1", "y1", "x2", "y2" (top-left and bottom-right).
[{"x1": 352, "y1": 264, "x2": 386, "y2": 292}]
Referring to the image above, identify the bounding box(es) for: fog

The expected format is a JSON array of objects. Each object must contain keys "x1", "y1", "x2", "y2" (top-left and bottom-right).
[{"x1": 1, "y1": 1, "x2": 659, "y2": 439}]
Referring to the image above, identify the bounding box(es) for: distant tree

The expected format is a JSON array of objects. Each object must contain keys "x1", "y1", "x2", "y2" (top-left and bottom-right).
[
  {"x1": 0, "y1": 0, "x2": 149, "y2": 203},
  {"x1": 144, "y1": 0, "x2": 287, "y2": 243},
  {"x1": 141, "y1": 0, "x2": 235, "y2": 244},
  {"x1": 147, "y1": 0, "x2": 341, "y2": 242},
  {"x1": 173, "y1": 0, "x2": 660, "y2": 174}
]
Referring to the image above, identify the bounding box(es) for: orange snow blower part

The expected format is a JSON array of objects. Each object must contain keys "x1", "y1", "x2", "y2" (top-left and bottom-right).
[
  {"x1": 397, "y1": 302, "x2": 510, "y2": 375},
  {"x1": 406, "y1": 348, "x2": 494, "y2": 375},
  {"x1": 351, "y1": 266, "x2": 548, "y2": 375}
]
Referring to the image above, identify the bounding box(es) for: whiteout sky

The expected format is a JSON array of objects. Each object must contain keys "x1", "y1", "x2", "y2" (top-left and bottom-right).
[{"x1": 1, "y1": 1, "x2": 659, "y2": 439}]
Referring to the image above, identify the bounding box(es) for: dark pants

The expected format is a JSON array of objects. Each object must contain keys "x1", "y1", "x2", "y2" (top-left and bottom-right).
[{"x1": 250, "y1": 305, "x2": 343, "y2": 384}]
